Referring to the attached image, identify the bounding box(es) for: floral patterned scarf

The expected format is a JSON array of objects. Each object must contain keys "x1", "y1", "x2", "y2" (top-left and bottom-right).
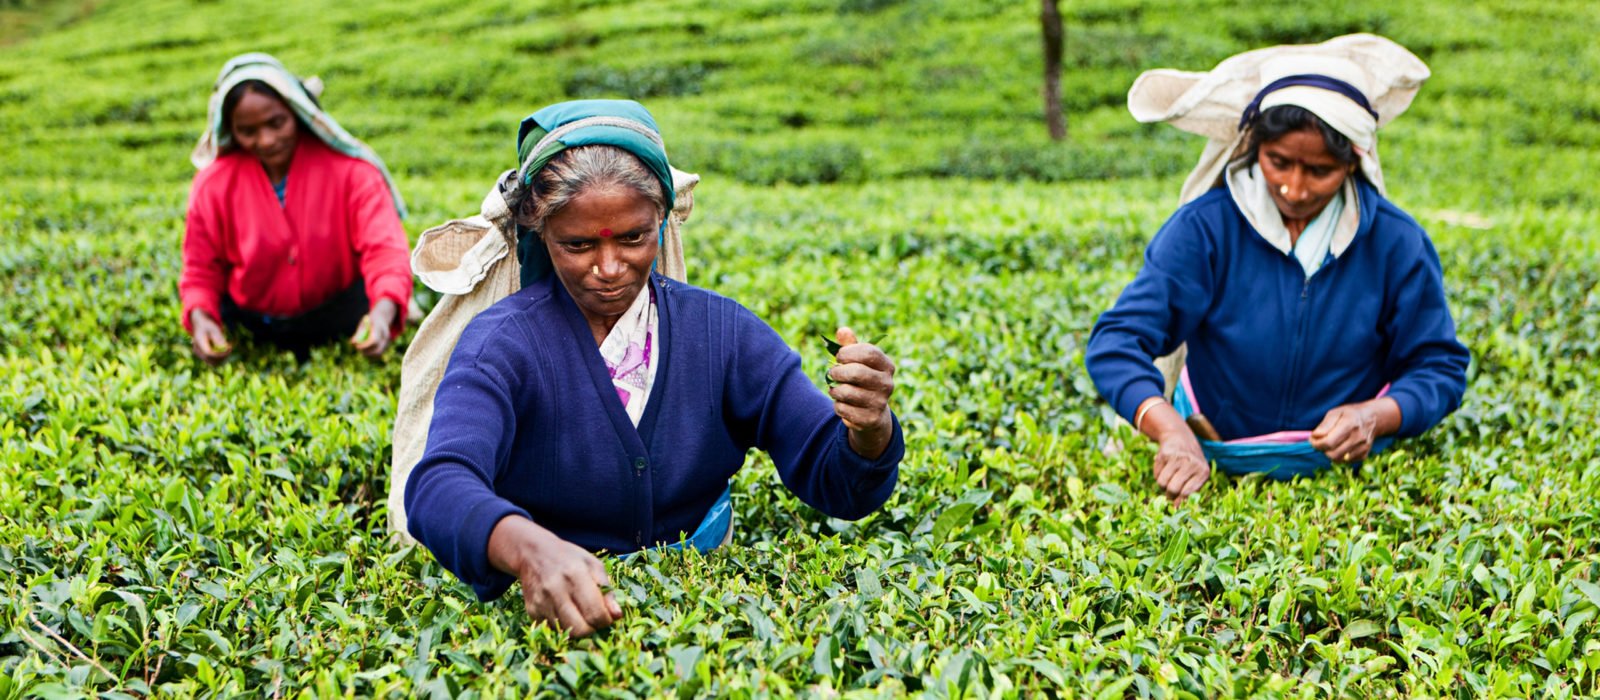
[{"x1": 597, "y1": 286, "x2": 659, "y2": 426}]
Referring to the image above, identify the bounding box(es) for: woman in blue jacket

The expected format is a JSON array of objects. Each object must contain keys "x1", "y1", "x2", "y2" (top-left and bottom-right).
[
  {"x1": 405, "y1": 101, "x2": 904, "y2": 637},
  {"x1": 1086, "y1": 37, "x2": 1469, "y2": 502}
]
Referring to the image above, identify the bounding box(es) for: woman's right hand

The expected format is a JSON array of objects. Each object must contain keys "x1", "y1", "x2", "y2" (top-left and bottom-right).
[
  {"x1": 1152, "y1": 432, "x2": 1210, "y2": 503},
  {"x1": 1134, "y1": 397, "x2": 1211, "y2": 503},
  {"x1": 487, "y1": 516, "x2": 622, "y2": 638},
  {"x1": 189, "y1": 309, "x2": 232, "y2": 365}
]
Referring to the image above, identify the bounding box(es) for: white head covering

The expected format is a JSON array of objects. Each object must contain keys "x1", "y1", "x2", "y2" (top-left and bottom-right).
[
  {"x1": 1126, "y1": 34, "x2": 1430, "y2": 205},
  {"x1": 190, "y1": 53, "x2": 407, "y2": 218}
]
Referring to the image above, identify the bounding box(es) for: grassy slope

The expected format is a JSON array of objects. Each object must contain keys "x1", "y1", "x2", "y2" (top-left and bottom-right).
[{"x1": 2, "y1": 0, "x2": 1599, "y2": 697}]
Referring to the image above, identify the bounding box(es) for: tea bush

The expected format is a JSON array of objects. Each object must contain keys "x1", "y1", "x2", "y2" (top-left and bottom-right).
[{"x1": 2, "y1": 0, "x2": 1599, "y2": 697}]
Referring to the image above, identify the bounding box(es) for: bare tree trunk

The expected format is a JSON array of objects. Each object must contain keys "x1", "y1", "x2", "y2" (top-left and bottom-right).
[{"x1": 1041, "y1": 0, "x2": 1066, "y2": 140}]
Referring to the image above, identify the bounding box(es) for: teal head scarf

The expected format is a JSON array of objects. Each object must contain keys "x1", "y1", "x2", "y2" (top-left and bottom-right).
[{"x1": 514, "y1": 100, "x2": 676, "y2": 287}]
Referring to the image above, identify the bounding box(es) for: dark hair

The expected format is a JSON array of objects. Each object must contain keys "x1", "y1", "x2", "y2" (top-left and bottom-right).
[
  {"x1": 1243, "y1": 104, "x2": 1359, "y2": 168},
  {"x1": 219, "y1": 79, "x2": 318, "y2": 138}
]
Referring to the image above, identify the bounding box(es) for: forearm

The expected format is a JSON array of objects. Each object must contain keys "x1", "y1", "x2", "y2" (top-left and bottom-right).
[
  {"x1": 180, "y1": 209, "x2": 228, "y2": 334},
  {"x1": 1359, "y1": 396, "x2": 1403, "y2": 437},
  {"x1": 179, "y1": 279, "x2": 224, "y2": 335},
  {"x1": 1134, "y1": 396, "x2": 1194, "y2": 445},
  {"x1": 351, "y1": 186, "x2": 413, "y2": 319},
  {"x1": 846, "y1": 419, "x2": 892, "y2": 459},
  {"x1": 832, "y1": 417, "x2": 902, "y2": 516},
  {"x1": 1386, "y1": 362, "x2": 1468, "y2": 438},
  {"x1": 407, "y1": 460, "x2": 529, "y2": 600},
  {"x1": 487, "y1": 514, "x2": 556, "y2": 577},
  {"x1": 771, "y1": 418, "x2": 901, "y2": 522},
  {"x1": 369, "y1": 297, "x2": 400, "y2": 329}
]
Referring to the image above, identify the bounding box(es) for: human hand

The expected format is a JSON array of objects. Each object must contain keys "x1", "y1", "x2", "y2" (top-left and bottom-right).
[
  {"x1": 1134, "y1": 398, "x2": 1210, "y2": 503},
  {"x1": 351, "y1": 299, "x2": 399, "y2": 358},
  {"x1": 826, "y1": 327, "x2": 896, "y2": 459},
  {"x1": 189, "y1": 309, "x2": 232, "y2": 365},
  {"x1": 1153, "y1": 430, "x2": 1210, "y2": 504},
  {"x1": 1310, "y1": 399, "x2": 1398, "y2": 463},
  {"x1": 488, "y1": 516, "x2": 622, "y2": 638}
]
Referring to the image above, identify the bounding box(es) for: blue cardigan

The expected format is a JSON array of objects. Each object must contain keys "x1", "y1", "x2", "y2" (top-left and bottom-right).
[
  {"x1": 406, "y1": 274, "x2": 904, "y2": 601},
  {"x1": 1085, "y1": 179, "x2": 1470, "y2": 442}
]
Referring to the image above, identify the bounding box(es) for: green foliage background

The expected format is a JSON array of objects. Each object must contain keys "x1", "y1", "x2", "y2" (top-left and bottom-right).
[{"x1": 2, "y1": 0, "x2": 1599, "y2": 697}]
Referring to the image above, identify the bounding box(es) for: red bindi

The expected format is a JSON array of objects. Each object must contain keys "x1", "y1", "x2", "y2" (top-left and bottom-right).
[{"x1": 598, "y1": 228, "x2": 614, "y2": 238}]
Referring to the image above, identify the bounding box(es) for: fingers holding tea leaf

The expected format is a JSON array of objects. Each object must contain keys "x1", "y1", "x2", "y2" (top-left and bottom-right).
[
  {"x1": 587, "y1": 557, "x2": 623, "y2": 621},
  {"x1": 836, "y1": 344, "x2": 895, "y2": 374},
  {"x1": 351, "y1": 315, "x2": 373, "y2": 347},
  {"x1": 826, "y1": 328, "x2": 896, "y2": 446},
  {"x1": 832, "y1": 393, "x2": 888, "y2": 434},
  {"x1": 190, "y1": 311, "x2": 232, "y2": 365},
  {"x1": 361, "y1": 323, "x2": 393, "y2": 358},
  {"x1": 350, "y1": 316, "x2": 371, "y2": 347},
  {"x1": 567, "y1": 572, "x2": 619, "y2": 635},
  {"x1": 828, "y1": 381, "x2": 888, "y2": 414},
  {"x1": 352, "y1": 314, "x2": 393, "y2": 358},
  {"x1": 198, "y1": 328, "x2": 230, "y2": 359},
  {"x1": 827, "y1": 335, "x2": 895, "y2": 414},
  {"x1": 827, "y1": 360, "x2": 893, "y2": 392},
  {"x1": 1171, "y1": 463, "x2": 1210, "y2": 504},
  {"x1": 516, "y1": 544, "x2": 617, "y2": 638},
  {"x1": 553, "y1": 598, "x2": 597, "y2": 639},
  {"x1": 1152, "y1": 436, "x2": 1209, "y2": 503}
]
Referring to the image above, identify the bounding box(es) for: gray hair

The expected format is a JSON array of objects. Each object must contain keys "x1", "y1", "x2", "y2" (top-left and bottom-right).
[{"x1": 515, "y1": 145, "x2": 667, "y2": 234}]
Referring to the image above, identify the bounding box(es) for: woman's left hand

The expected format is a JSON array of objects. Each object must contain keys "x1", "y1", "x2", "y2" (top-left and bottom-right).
[
  {"x1": 826, "y1": 326, "x2": 896, "y2": 459},
  {"x1": 1310, "y1": 397, "x2": 1402, "y2": 463},
  {"x1": 352, "y1": 299, "x2": 399, "y2": 358}
]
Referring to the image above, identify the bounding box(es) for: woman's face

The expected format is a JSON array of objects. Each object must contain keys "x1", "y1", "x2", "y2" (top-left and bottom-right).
[
  {"x1": 230, "y1": 88, "x2": 299, "y2": 176},
  {"x1": 542, "y1": 186, "x2": 661, "y2": 325},
  {"x1": 1257, "y1": 129, "x2": 1354, "y2": 222}
]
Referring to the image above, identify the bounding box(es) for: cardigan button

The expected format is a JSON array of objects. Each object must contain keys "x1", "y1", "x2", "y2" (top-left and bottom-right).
[{"x1": 633, "y1": 457, "x2": 647, "y2": 472}]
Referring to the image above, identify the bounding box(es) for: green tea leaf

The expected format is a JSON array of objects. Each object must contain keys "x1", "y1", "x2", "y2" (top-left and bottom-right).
[
  {"x1": 931, "y1": 502, "x2": 978, "y2": 541},
  {"x1": 1344, "y1": 619, "x2": 1382, "y2": 640}
]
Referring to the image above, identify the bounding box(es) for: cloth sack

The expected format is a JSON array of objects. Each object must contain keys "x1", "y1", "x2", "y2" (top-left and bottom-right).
[{"x1": 1172, "y1": 367, "x2": 1394, "y2": 480}]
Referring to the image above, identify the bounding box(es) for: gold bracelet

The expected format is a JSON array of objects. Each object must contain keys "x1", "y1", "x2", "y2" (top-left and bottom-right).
[{"x1": 1134, "y1": 399, "x2": 1162, "y2": 433}]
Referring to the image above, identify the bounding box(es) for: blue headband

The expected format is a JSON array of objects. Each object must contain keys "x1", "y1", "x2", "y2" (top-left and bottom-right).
[{"x1": 1238, "y1": 74, "x2": 1379, "y2": 131}]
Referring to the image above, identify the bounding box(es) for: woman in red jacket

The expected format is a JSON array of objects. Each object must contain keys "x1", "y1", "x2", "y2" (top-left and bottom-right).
[{"x1": 181, "y1": 53, "x2": 412, "y2": 363}]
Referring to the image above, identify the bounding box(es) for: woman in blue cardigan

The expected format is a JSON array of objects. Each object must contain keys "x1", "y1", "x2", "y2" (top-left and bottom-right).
[
  {"x1": 1087, "y1": 38, "x2": 1469, "y2": 502},
  {"x1": 405, "y1": 101, "x2": 903, "y2": 637}
]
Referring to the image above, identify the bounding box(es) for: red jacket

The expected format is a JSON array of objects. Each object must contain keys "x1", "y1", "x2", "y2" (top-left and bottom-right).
[{"x1": 180, "y1": 136, "x2": 411, "y2": 335}]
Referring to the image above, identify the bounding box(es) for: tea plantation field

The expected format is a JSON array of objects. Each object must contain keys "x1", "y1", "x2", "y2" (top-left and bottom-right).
[{"x1": 3, "y1": 0, "x2": 1599, "y2": 697}]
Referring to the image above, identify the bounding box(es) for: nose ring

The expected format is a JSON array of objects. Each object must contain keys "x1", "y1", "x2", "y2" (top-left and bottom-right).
[
  {"x1": 1279, "y1": 184, "x2": 1290, "y2": 196},
  {"x1": 591, "y1": 265, "x2": 600, "y2": 276}
]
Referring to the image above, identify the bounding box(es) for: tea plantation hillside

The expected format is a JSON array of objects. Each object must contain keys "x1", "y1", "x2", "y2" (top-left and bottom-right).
[{"x1": 3, "y1": 0, "x2": 1599, "y2": 697}]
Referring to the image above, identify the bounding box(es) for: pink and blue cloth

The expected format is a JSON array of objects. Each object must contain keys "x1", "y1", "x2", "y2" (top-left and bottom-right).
[{"x1": 1172, "y1": 367, "x2": 1394, "y2": 480}]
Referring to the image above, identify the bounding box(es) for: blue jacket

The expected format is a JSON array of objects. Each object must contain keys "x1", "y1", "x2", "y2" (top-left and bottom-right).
[
  {"x1": 1085, "y1": 179, "x2": 1469, "y2": 441},
  {"x1": 406, "y1": 274, "x2": 903, "y2": 601}
]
